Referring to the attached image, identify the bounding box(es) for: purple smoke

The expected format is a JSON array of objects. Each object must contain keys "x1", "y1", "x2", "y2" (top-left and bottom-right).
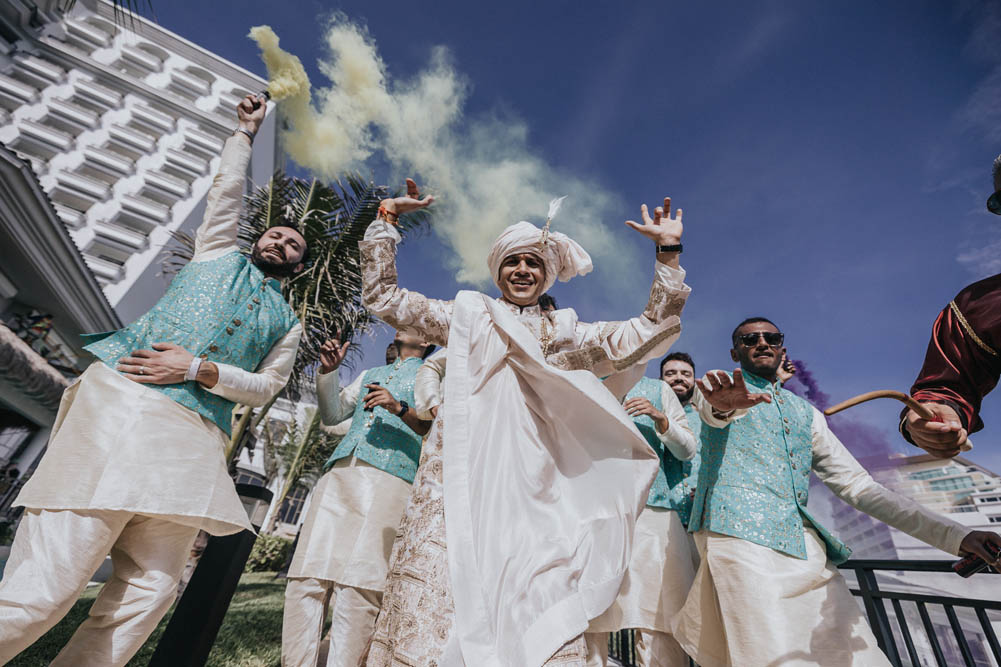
[{"x1": 784, "y1": 359, "x2": 893, "y2": 458}]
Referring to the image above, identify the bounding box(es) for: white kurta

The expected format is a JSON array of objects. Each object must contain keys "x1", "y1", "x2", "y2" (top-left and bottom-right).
[
  {"x1": 360, "y1": 220, "x2": 691, "y2": 667},
  {"x1": 672, "y1": 380, "x2": 971, "y2": 667},
  {"x1": 14, "y1": 136, "x2": 302, "y2": 536}
]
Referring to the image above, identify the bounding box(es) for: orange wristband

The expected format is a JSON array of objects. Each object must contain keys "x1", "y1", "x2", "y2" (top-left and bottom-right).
[{"x1": 378, "y1": 206, "x2": 399, "y2": 224}]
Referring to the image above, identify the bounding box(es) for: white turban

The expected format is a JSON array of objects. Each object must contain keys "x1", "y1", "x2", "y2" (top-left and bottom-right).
[{"x1": 486, "y1": 221, "x2": 593, "y2": 294}]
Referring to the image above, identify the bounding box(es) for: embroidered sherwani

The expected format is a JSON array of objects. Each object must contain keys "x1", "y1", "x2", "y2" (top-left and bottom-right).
[
  {"x1": 360, "y1": 220, "x2": 690, "y2": 667},
  {"x1": 0, "y1": 136, "x2": 302, "y2": 667},
  {"x1": 672, "y1": 372, "x2": 970, "y2": 667},
  {"x1": 283, "y1": 358, "x2": 425, "y2": 667},
  {"x1": 585, "y1": 377, "x2": 698, "y2": 667}
]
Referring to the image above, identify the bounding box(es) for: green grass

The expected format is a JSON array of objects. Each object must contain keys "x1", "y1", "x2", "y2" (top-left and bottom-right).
[{"x1": 8, "y1": 572, "x2": 286, "y2": 666}]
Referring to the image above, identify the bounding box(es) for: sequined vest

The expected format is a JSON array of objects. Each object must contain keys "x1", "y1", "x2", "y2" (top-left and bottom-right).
[
  {"x1": 83, "y1": 251, "x2": 298, "y2": 436},
  {"x1": 324, "y1": 357, "x2": 424, "y2": 483},
  {"x1": 688, "y1": 372, "x2": 852, "y2": 564},
  {"x1": 625, "y1": 377, "x2": 691, "y2": 515}
]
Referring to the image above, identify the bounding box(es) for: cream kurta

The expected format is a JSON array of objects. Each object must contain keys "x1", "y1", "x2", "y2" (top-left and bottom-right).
[
  {"x1": 14, "y1": 136, "x2": 302, "y2": 536},
  {"x1": 288, "y1": 456, "x2": 411, "y2": 588},
  {"x1": 361, "y1": 220, "x2": 691, "y2": 667},
  {"x1": 671, "y1": 385, "x2": 970, "y2": 667}
]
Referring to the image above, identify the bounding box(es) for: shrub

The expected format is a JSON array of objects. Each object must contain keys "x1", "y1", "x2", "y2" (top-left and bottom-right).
[{"x1": 245, "y1": 534, "x2": 293, "y2": 573}]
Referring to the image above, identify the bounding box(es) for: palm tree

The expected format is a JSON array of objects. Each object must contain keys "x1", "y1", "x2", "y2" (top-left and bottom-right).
[
  {"x1": 261, "y1": 406, "x2": 346, "y2": 534},
  {"x1": 162, "y1": 171, "x2": 430, "y2": 464}
]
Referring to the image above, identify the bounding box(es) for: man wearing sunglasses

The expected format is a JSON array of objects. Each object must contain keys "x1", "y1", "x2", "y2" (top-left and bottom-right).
[
  {"x1": 902, "y1": 155, "x2": 1001, "y2": 458},
  {"x1": 671, "y1": 317, "x2": 1001, "y2": 667}
]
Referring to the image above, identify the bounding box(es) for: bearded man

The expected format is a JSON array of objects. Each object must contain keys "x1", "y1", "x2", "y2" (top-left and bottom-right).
[
  {"x1": 359, "y1": 181, "x2": 691, "y2": 667},
  {"x1": 0, "y1": 96, "x2": 306, "y2": 667}
]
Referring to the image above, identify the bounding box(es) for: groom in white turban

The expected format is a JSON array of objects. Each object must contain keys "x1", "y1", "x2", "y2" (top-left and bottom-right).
[{"x1": 358, "y1": 180, "x2": 691, "y2": 667}]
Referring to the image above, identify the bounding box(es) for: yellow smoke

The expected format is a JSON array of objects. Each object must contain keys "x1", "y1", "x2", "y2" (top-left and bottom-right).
[{"x1": 249, "y1": 18, "x2": 637, "y2": 288}]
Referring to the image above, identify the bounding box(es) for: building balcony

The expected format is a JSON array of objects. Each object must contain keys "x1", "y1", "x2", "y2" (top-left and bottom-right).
[
  {"x1": 140, "y1": 169, "x2": 189, "y2": 206},
  {"x1": 167, "y1": 69, "x2": 212, "y2": 100},
  {"x1": 52, "y1": 203, "x2": 85, "y2": 230},
  {"x1": 77, "y1": 146, "x2": 132, "y2": 185},
  {"x1": 120, "y1": 193, "x2": 169, "y2": 225},
  {"x1": 181, "y1": 126, "x2": 224, "y2": 158},
  {"x1": 83, "y1": 254, "x2": 125, "y2": 284},
  {"x1": 106, "y1": 123, "x2": 156, "y2": 160},
  {"x1": 120, "y1": 44, "x2": 164, "y2": 74},
  {"x1": 0, "y1": 72, "x2": 38, "y2": 110},
  {"x1": 11, "y1": 54, "x2": 66, "y2": 87},
  {"x1": 92, "y1": 220, "x2": 148, "y2": 253},
  {"x1": 44, "y1": 98, "x2": 100, "y2": 136},
  {"x1": 128, "y1": 103, "x2": 174, "y2": 136},
  {"x1": 10, "y1": 119, "x2": 74, "y2": 160},
  {"x1": 63, "y1": 18, "x2": 113, "y2": 51},
  {"x1": 48, "y1": 170, "x2": 109, "y2": 211},
  {"x1": 163, "y1": 148, "x2": 208, "y2": 182},
  {"x1": 73, "y1": 79, "x2": 123, "y2": 113}
]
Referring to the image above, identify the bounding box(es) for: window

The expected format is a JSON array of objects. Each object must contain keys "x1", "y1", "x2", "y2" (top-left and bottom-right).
[
  {"x1": 928, "y1": 476, "x2": 974, "y2": 491},
  {"x1": 989, "y1": 516, "x2": 1001, "y2": 524},
  {"x1": 0, "y1": 410, "x2": 38, "y2": 464},
  {"x1": 277, "y1": 484, "x2": 309, "y2": 526},
  {"x1": 234, "y1": 470, "x2": 266, "y2": 487},
  {"x1": 910, "y1": 468, "x2": 951, "y2": 481}
]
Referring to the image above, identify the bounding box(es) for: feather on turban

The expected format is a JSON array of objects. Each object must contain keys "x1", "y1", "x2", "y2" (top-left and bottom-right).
[{"x1": 486, "y1": 221, "x2": 593, "y2": 294}]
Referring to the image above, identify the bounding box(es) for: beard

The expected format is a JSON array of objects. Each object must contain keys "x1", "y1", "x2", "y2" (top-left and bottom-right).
[
  {"x1": 672, "y1": 384, "x2": 695, "y2": 405},
  {"x1": 251, "y1": 245, "x2": 300, "y2": 278}
]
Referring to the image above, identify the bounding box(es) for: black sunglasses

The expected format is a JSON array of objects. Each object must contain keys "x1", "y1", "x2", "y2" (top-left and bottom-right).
[
  {"x1": 989, "y1": 191, "x2": 1001, "y2": 216},
  {"x1": 735, "y1": 331, "x2": 785, "y2": 347}
]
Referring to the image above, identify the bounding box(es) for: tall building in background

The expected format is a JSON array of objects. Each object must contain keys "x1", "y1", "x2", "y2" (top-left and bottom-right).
[
  {"x1": 0, "y1": 0, "x2": 280, "y2": 516},
  {"x1": 0, "y1": 0, "x2": 279, "y2": 322}
]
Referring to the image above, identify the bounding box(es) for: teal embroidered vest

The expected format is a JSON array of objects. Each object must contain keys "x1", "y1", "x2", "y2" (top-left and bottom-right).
[
  {"x1": 83, "y1": 251, "x2": 298, "y2": 436},
  {"x1": 625, "y1": 377, "x2": 691, "y2": 516},
  {"x1": 674, "y1": 403, "x2": 703, "y2": 526},
  {"x1": 324, "y1": 357, "x2": 424, "y2": 483},
  {"x1": 688, "y1": 372, "x2": 852, "y2": 564}
]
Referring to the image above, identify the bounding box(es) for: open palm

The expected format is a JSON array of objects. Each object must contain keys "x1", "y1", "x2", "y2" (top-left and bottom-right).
[{"x1": 625, "y1": 196, "x2": 683, "y2": 245}]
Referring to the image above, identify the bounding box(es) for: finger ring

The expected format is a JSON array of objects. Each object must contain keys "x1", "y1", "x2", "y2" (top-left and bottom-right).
[{"x1": 140, "y1": 366, "x2": 147, "y2": 375}]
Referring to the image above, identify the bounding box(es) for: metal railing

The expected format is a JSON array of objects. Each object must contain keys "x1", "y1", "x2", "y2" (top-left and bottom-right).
[
  {"x1": 840, "y1": 559, "x2": 1001, "y2": 667},
  {"x1": 607, "y1": 559, "x2": 1000, "y2": 667}
]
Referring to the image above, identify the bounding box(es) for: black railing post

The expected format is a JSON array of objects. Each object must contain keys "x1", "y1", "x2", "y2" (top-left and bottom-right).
[{"x1": 855, "y1": 566, "x2": 902, "y2": 666}]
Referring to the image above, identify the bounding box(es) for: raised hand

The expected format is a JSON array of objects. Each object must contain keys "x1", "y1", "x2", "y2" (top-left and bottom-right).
[
  {"x1": 777, "y1": 353, "x2": 797, "y2": 384},
  {"x1": 237, "y1": 94, "x2": 266, "y2": 136},
  {"x1": 696, "y1": 369, "x2": 772, "y2": 413},
  {"x1": 904, "y1": 402, "x2": 968, "y2": 459},
  {"x1": 379, "y1": 178, "x2": 434, "y2": 223},
  {"x1": 624, "y1": 196, "x2": 683, "y2": 246},
  {"x1": 624, "y1": 396, "x2": 670, "y2": 434},
  {"x1": 318, "y1": 337, "x2": 350, "y2": 374}
]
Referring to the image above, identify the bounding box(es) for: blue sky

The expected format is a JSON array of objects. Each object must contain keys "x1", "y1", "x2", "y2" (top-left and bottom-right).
[{"x1": 154, "y1": 1, "x2": 1001, "y2": 472}]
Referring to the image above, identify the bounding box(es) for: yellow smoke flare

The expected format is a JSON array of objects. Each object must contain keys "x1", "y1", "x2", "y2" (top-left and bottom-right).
[
  {"x1": 247, "y1": 18, "x2": 639, "y2": 292},
  {"x1": 247, "y1": 25, "x2": 310, "y2": 101}
]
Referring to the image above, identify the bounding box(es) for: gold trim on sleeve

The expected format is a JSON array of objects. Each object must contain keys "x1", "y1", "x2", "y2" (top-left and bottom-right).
[{"x1": 949, "y1": 300, "x2": 998, "y2": 358}]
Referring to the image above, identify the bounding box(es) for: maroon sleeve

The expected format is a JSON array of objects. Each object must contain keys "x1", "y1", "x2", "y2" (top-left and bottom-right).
[{"x1": 908, "y1": 274, "x2": 1001, "y2": 435}]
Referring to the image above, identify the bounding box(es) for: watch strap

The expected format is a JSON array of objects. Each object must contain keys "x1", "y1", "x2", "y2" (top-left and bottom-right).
[{"x1": 657, "y1": 243, "x2": 683, "y2": 254}]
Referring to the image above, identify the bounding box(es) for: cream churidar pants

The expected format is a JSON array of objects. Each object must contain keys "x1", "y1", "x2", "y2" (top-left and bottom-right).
[
  {"x1": 0, "y1": 508, "x2": 198, "y2": 666},
  {"x1": 672, "y1": 528, "x2": 892, "y2": 667},
  {"x1": 282, "y1": 457, "x2": 412, "y2": 667},
  {"x1": 283, "y1": 578, "x2": 381, "y2": 667}
]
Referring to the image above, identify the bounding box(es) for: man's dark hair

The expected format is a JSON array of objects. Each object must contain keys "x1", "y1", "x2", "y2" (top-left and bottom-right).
[
  {"x1": 660, "y1": 351, "x2": 695, "y2": 375},
  {"x1": 538, "y1": 293, "x2": 558, "y2": 311},
  {"x1": 265, "y1": 223, "x2": 310, "y2": 267},
  {"x1": 422, "y1": 344, "x2": 437, "y2": 359},
  {"x1": 731, "y1": 316, "x2": 778, "y2": 346}
]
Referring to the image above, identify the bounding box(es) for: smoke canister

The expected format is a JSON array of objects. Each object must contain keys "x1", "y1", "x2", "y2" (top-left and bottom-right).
[
  {"x1": 364, "y1": 382, "x2": 380, "y2": 411},
  {"x1": 953, "y1": 545, "x2": 1000, "y2": 578}
]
